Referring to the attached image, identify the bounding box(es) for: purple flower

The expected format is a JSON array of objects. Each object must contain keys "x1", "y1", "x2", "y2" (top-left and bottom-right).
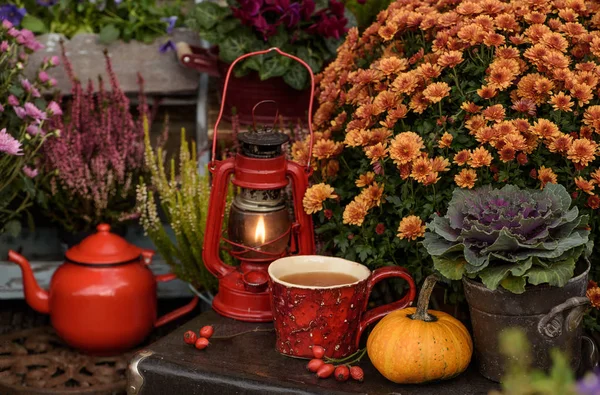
[
  {"x1": 13, "y1": 106, "x2": 26, "y2": 119},
  {"x1": 0, "y1": 5, "x2": 26, "y2": 27},
  {"x1": 23, "y1": 166, "x2": 38, "y2": 178},
  {"x1": 577, "y1": 370, "x2": 600, "y2": 395},
  {"x1": 8, "y1": 95, "x2": 19, "y2": 106},
  {"x1": 25, "y1": 102, "x2": 46, "y2": 120},
  {"x1": 36, "y1": 0, "x2": 59, "y2": 6},
  {"x1": 161, "y1": 16, "x2": 177, "y2": 34},
  {"x1": 0, "y1": 40, "x2": 8, "y2": 52},
  {"x1": 0, "y1": 128, "x2": 23, "y2": 156},
  {"x1": 38, "y1": 71, "x2": 49, "y2": 83},
  {"x1": 159, "y1": 40, "x2": 176, "y2": 53},
  {"x1": 46, "y1": 101, "x2": 62, "y2": 116},
  {"x1": 300, "y1": 0, "x2": 315, "y2": 20},
  {"x1": 26, "y1": 124, "x2": 42, "y2": 136}
]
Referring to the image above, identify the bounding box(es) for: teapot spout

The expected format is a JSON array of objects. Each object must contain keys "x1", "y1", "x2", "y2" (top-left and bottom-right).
[{"x1": 7, "y1": 250, "x2": 49, "y2": 314}]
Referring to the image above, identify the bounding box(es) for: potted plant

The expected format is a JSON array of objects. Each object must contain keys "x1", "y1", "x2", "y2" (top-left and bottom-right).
[
  {"x1": 39, "y1": 43, "x2": 150, "y2": 246},
  {"x1": 293, "y1": 0, "x2": 600, "y2": 307},
  {"x1": 0, "y1": 20, "x2": 60, "y2": 236},
  {"x1": 183, "y1": 0, "x2": 356, "y2": 124},
  {"x1": 422, "y1": 183, "x2": 592, "y2": 381},
  {"x1": 136, "y1": 125, "x2": 234, "y2": 296}
]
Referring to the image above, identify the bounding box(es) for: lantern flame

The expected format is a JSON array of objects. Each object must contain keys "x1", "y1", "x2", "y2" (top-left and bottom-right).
[{"x1": 254, "y1": 216, "x2": 266, "y2": 245}]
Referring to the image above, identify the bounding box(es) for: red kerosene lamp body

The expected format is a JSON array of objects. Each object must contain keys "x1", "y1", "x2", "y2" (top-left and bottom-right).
[{"x1": 202, "y1": 48, "x2": 316, "y2": 322}]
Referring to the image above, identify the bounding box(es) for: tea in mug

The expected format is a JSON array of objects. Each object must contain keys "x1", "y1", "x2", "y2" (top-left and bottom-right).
[{"x1": 278, "y1": 272, "x2": 359, "y2": 287}]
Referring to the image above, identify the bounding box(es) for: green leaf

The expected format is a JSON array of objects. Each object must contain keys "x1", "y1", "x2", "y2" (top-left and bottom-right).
[
  {"x1": 98, "y1": 24, "x2": 121, "y2": 45},
  {"x1": 283, "y1": 62, "x2": 308, "y2": 90},
  {"x1": 268, "y1": 26, "x2": 289, "y2": 48},
  {"x1": 4, "y1": 220, "x2": 21, "y2": 238},
  {"x1": 243, "y1": 56, "x2": 263, "y2": 72},
  {"x1": 197, "y1": 28, "x2": 220, "y2": 44},
  {"x1": 259, "y1": 56, "x2": 289, "y2": 80},
  {"x1": 432, "y1": 256, "x2": 466, "y2": 280},
  {"x1": 500, "y1": 275, "x2": 526, "y2": 294},
  {"x1": 190, "y1": 3, "x2": 229, "y2": 30},
  {"x1": 525, "y1": 258, "x2": 576, "y2": 287},
  {"x1": 21, "y1": 15, "x2": 48, "y2": 34},
  {"x1": 219, "y1": 34, "x2": 255, "y2": 64}
]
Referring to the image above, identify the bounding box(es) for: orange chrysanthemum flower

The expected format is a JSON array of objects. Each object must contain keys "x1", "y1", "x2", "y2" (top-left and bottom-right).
[
  {"x1": 454, "y1": 150, "x2": 471, "y2": 166},
  {"x1": 531, "y1": 119, "x2": 560, "y2": 140},
  {"x1": 568, "y1": 138, "x2": 598, "y2": 167},
  {"x1": 583, "y1": 106, "x2": 600, "y2": 131},
  {"x1": 418, "y1": 63, "x2": 442, "y2": 79},
  {"x1": 438, "y1": 132, "x2": 453, "y2": 148},
  {"x1": 571, "y1": 83, "x2": 593, "y2": 106},
  {"x1": 313, "y1": 139, "x2": 342, "y2": 160},
  {"x1": 303, "y1": 183, "x2": 338, "y2": 214},
  {"x1": 292, "y1": 140, "x2": 309, "y2": 167},
  {"x1": 359, "y1": 182, "x2": 385, "y2": 208},
  {"x1": 499, "y1": 146, "x2": 516, "y2": 162},
  {"x1": 389, "y1": 132, "x2": 424, "y2": 166},
  {"x1": 423, "y1": 82, "x2": 451, "y2": 103},
  {"x1": 431, "y1": 156, "x2": 450, "y2": 172},
  {"x1": 477, "y1": 85, "x2": 497, "y2": 99},
  {"x1": 356, "y1": 172, "x2": 375, "y2": 187},
  {"x1": 364, "y1": 142, "x2": 389, "y2": 164},
  {"x1": 469, "y1": 147, "x2": 493, "y2": 168},
  {"x1": 397, "y1": 215, "x2": 426, "y2": 241},
  {"x1": 587, "y1": 287, "x2": 600, "y2": 309},
  {"x1": 342, "y1": 199, "x2": 369, "y2": 226},
  {"x1": 344, "y1": 129, "x2": 370, "y2": 147},
  {"x1": 591, "y1": 169, "x2": 600, "y2": 185},
  {"x1": 538, "y1": 166, "x2": 558, "y2": 189},
  {"x1": 373, "y1": 90, "x2": 399, "y2": 114},
  {"x1": 487, "y1": 67, "x2": 515, "y2": 90},
  {"x1": 391, "y1": 72, "x2": 420, "y2": 95},
  {"x1": 547, "y1": 133, "x2": 573, "y2": 154},
  {"x1": 482, "y1": 104, "x2": 506, "y2": 122},
  {"x1": 455, "y1": 168, "x2": 478, "y2": 189},
  {"x1": 411, "y1": 156, "x2": 434, "y2": 183},
  {"x1": 378, "y1": 56, "x2": 409, "y2": 75},
  {"x1": 437, "y1": 50, "x2": 464, "y2": 68},
  {"x1": 549, "y1": 92, "x2": 574, "y2": 112},
  {"x1": 461, "y1": 101, "x2": 482, "y2": 113},
  {"x1": 575, "y1": 176, "x2": 596, "y2": 195}
]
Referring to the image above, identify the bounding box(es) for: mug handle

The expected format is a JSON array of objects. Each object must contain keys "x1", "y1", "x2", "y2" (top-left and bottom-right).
[{"x1": 355, "y1": 267, "x2": 417, "y2": 348}]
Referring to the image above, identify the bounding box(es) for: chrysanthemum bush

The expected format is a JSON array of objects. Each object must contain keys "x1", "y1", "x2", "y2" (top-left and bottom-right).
[
  {"x1": 0, "y1": 19, "x2": 60, "y2": 235},
  {"x1": 297, "y1": 0, "x2": 600, "y2": 289}
]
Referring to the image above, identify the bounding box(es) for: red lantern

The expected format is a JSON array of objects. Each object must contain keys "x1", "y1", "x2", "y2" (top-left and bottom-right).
[{"x1": 202, "y1": 48, "x2": 316, "y2": 322}]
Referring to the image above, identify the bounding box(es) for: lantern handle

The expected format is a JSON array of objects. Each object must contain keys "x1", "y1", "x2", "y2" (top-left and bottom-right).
[{"x1": 211, "y1": 47, "x2": 315, "y2": 173}]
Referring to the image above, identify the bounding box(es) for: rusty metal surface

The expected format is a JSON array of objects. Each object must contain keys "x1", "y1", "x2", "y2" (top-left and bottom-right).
[
  {"x1": 133, "y1": 310, "x2": 499, "y2": 395},
  {"x1": 0, "y1": 327, "x2": 130, "y2": 395},
  {"x1": 463, "y1": 261, "x2": 590, "y2": 382}
]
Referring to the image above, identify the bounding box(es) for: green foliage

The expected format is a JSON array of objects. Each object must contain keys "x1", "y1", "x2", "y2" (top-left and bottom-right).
[
  {"x1": 12, "y1": 0, "x2": 184, "y2": 44},
  {"x1": 491, "y1": 328, "x2": 578, "y2": 395},
  {"x1": 137, "y1": 124, "x2": 233, "y2": 292}
]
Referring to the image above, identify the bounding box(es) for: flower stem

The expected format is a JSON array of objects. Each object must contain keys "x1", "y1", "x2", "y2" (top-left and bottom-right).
[
  {"x1": 211, "y1": 328, "x2": 275, "y2": 340},
  {"x1": 324, "y1": 347, "x2": 367, "y2": 365}
]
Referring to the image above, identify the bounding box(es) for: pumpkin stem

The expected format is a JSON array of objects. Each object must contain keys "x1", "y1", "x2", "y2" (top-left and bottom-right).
[{"x1": 408, "y1": 274, "x2": 439, "y2": 322}]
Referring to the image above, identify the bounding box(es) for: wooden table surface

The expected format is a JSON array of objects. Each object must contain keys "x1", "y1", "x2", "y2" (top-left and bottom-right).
[{"x1": 131, "y1": 310, "x2": 499, "y2": 395}]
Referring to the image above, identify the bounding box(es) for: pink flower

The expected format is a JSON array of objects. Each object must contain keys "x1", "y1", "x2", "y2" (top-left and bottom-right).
[
  {"x1": 26, "y1": 124, "x2": 41, "y2": 135},
  {"x1": 2, "y1": 20, "x2": 13, "y2": 30},
  {"x1": 49, "y1": 78, "x2": 57, "y2": 87},
  {"x1": 13, "y1": 106, "x2": 26, "y2": 119},
  {"x1": 50, "y1": 55, "x2": 60, "y2": 66},
  {"x1": 24, "y1": 102, "x2": 46, "y2": 120},
  {"x1": 0, "y1": 41, "x2": 8, "y2": 52},
  {"x1": 0, "y1": 128, "x2": 23, "y2": 156},
  {"x1": 0, "y1": 103, "x2": 3, "y2": 112},
  {"x1": 7, "y1": 28, "x2": 18, "y2": 37},
  {"x1": 22, "y1": 166, "x2": 38, "y2": 178},
  {"x1": 8, "y1": 95, "x2": 18, "y2": 106},
  {"x1": 21, "y1": 79, "x2": 40, "y2": 98},
  {"x1": 38, "y1": 71, "x2": 49, "y2": 83},
  {"x1": 46, "y1": 101, "x2": 62, "y2": 116}
]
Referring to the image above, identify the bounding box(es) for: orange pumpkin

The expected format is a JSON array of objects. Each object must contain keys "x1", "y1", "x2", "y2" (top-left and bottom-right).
[{"x1": 367, "y1": 275, "x2": 473, "y2": 384}]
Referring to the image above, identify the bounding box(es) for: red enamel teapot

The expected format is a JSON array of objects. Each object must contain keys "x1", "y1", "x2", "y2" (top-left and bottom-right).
[{"x1": 7, "y1": 224, "x2": 198, "y2": 355}]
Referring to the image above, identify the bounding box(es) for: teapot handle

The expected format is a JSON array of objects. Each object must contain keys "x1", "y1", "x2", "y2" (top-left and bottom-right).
[
  {"x1": 155, "y1": 274, "x2": 199, "y2": 328},
  {"x1": 142, "y1": 250, "x2": 199, "y2": 327}
]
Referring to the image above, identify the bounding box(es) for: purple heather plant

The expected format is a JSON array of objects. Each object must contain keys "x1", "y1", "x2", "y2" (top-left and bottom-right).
[
  {"x1": 423, "y1": 184, "x2": 592, "y2": 294},
  {"x1": 0, "y1": 20, "x2": 60, "y2": 234},
  {"x1": 40, "y1": 43, "x2": 150, "y2": 233}
]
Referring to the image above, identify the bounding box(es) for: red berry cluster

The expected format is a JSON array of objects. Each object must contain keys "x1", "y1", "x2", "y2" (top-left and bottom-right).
[
  {"x1": 306, "y1": 346, "x2": 364, "y2": 383},
  {"x1": 183, "y1": 326, "x2": 214, "y2": 350}
]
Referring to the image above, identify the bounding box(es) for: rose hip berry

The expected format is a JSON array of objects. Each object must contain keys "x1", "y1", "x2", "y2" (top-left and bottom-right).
[
  {"x1": 200, "y1": 325, "x2": 214, "y2": 339},
  {"x1": 312, "y1": 345, "x2": 325, "y2": 359},
  {"x1": 316, "y1": 363, "x2": 335, "y2": 379},
  {"x1": 350, "y1": 366, "x2": 364, "y2": 382},
  {"x1": 307, "y1": 359, "x2": 325, "y2": 373},
  {"x1": 195, "y1": 337, "x2": 209, "y2": 350},
  {"x1": 183, "y1": 330, "x2": 197, "y2": 345},
  {"x1": 335, "y1": 365, "x2": 350, "y2": 382}
]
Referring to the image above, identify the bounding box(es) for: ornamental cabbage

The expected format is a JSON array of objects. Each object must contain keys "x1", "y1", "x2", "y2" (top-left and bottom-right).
[{"x1": 422, "y1": 184, "x2": 592, "y2": 294}]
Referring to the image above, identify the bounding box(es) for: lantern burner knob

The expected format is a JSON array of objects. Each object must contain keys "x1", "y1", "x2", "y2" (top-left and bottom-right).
[{"x1": 238, "y1": 129, "x2": 290, "y2": 158}]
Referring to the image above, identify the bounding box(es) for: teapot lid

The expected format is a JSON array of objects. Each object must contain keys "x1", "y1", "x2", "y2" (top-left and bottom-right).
[{"x1": 65, "y1": 224, "x2": 142, "y2": 265}]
